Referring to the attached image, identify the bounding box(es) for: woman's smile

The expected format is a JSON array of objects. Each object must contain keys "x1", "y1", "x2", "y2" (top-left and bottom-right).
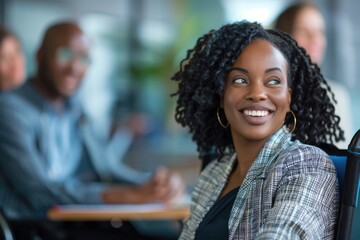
[{"x1": 239, "y1": 106, "x2": 274, "y2": 125}]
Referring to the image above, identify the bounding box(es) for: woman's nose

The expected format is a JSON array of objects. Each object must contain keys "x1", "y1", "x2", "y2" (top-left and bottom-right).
[{"x1": 246, "y1": 83, "x2": 267, "y2": 101}]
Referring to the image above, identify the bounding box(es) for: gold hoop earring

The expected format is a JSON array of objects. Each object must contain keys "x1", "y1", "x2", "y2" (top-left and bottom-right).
[
  {"x1": 217, "y1": 107, "x2": 229, "y2": 128},
  {"x1": 288, "y1": 110, "x2": 297, "y2": 133}
]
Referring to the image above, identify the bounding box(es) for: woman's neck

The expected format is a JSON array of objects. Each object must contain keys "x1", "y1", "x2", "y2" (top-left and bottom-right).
[{"x1": 232, "y1": 136, "x2": 269, "y2": 174}]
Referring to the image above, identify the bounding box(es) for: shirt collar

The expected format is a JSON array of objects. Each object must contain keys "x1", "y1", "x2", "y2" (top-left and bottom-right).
[
  {"x1": 256, "y1": 127, "x2": 292, "y2": 164},
  {"x1": 20, "y1": 79, "x2": 82, "y2": 118},
  {"x1": 222, "y1": 127, "x2": 292, "y2": 176}
]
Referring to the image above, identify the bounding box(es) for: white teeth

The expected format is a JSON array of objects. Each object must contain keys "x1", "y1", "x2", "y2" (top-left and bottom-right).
[{"x1": 244, "y1": 110, "x2": 269, "y2": 117}]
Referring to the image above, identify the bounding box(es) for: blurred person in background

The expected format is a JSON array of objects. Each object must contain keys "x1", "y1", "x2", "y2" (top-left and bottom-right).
[
  {"x1": 0, "y1": 25, "x2": 26, "y2": 92},
  {"x1": 0, "y1": 21, "x2": 183, "y2": 240},
  {"x1": 274, "y1": 2, "x2": 354, "y2": 149}
]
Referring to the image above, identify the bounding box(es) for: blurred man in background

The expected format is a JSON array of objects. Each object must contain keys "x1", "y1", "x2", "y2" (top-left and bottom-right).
[{"x1": 0, "y1": 21, "x2": 183, "y2": 240}]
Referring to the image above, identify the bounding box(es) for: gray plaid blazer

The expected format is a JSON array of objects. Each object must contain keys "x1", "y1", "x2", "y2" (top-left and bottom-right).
[{"x1": 179, "y1": 128, "x2": 339, "y2": 240}]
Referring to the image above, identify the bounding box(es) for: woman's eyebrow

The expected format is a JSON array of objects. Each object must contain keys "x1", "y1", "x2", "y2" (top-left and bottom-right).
[
  {"x1": 265, "y1": 67, "x2": 283, "y2": 73},
  {"x1": 228, "y1": 67, "x2": 248, "y2": 74},
  {"x1": 229, "y1": 67, "x2": 283, "y2": 74}
]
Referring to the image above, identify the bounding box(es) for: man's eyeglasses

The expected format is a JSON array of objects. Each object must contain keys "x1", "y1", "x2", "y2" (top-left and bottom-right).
[{"x1": 55, "y1": 47, "x2": 91, "y2": 68}]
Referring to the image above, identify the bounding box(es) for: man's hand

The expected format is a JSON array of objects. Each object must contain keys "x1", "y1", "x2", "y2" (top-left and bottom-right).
[{"x1": 102, "y1": 167, "x2": 185, "y2": 204}]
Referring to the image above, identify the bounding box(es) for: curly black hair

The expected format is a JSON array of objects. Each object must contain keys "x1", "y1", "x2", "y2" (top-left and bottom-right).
[{"x1": 171, "y1": 21, "x2": 344, "y2": 160}]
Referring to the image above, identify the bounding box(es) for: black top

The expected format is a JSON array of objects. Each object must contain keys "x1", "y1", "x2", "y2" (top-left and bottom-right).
[{"x1": 194, "y1": 187, "x2": 239, "y2": 240}]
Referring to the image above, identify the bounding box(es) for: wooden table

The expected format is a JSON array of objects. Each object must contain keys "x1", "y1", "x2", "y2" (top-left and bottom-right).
[{"x1": 48, "y1": 203, "x2": 190, "y2": 221}]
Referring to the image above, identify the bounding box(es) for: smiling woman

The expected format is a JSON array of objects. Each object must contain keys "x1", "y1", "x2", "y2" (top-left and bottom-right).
[
  {"x1": 171, "y1": 20, "x2": 343, "y2": 239},
  {"x1": 222, "y1": 39, "x2": 291, "y2": 146}
]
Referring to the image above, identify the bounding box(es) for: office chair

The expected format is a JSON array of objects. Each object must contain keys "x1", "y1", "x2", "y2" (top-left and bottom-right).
[{"x1": 332, "y1": 129, "x2": 360, "y2": 240}]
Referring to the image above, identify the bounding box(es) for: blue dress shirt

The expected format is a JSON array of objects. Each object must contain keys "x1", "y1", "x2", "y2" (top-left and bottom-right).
[{"x1": 0, "y1": 80, "x2": 150, "y2": 218}]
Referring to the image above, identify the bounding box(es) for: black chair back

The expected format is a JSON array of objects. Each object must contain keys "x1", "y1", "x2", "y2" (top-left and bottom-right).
[
  {"x1": 336, "y1": 129, "x2": 360, "y2": 240},
  {"x1": 0, "y1": 210, "x2": 13, "y2": 240}
]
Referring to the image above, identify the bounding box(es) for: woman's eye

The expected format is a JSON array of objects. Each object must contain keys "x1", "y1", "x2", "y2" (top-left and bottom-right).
[
  {"x1": 232, "y1": 77, "x2": 248, "y2": 84},
  {"x1": 268, "y1": 79, "x2": 280, "y2": 85}
]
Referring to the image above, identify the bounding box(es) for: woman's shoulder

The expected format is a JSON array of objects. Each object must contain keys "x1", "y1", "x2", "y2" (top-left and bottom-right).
[
  {"x1": 202, "y1": 153, "x2": 233, "y2": 169},
  {"x1": 196, "y1": 153, "x2": 235, "y2": 186},
  {"x1": 286, "y1": 142, "x2": 328, "y2": 156},
  {"x1": 275, "y1": 142, "x2": 335, "y2": 173},
  {"x1": 0, "y1": 83, "x2": 33, "y2": 108}
]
